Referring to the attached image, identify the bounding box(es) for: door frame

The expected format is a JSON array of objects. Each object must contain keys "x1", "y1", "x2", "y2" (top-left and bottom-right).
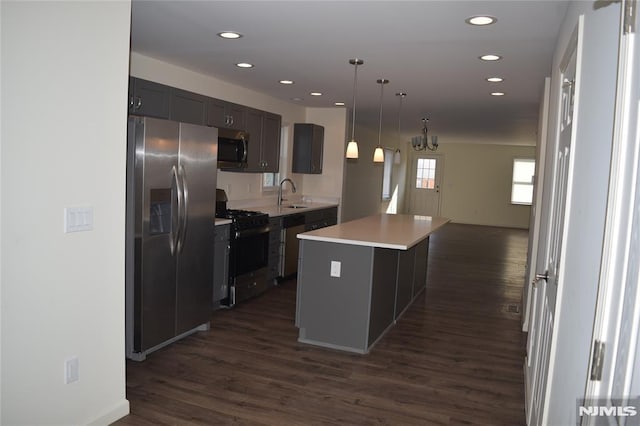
[{"x1": 584, "y1": 1, "x2": 640, "y2": 421}]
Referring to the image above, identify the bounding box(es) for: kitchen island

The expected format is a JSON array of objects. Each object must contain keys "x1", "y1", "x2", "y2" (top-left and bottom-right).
[{"x1": 295, "y1": 213, "x2": 449, "y2": 354}]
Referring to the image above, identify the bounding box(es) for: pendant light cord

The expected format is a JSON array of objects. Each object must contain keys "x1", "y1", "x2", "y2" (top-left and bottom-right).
[
  {"x1": 351, "y1": 61, "x2": 359, "y2": 141},
  {"x1": 378, "y1": 81, "x2": 384, "y2": 147},
  {"x1": 376, "y1": 79, "x2": 389, "y2": 147},
  {"x1": 397, "y1": 92, "x2": 405, "y2": 137}
]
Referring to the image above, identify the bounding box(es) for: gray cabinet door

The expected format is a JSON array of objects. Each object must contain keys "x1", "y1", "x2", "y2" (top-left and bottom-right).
[
  {"x1": 244, "y1": 110, "x2": 282, "y2": 173},
  {"x1": 129, "y1": 77, "x2": 170, "y2": 119},
  {"x1": 213, "y1": 225, "x2": 230, "y2": 303},
  {"x1": 268, "y1": 218, "x2": 283, "y2": 280},
  {"x1": 245, "y1": 108, "x2": 264, "y2": 171},
  {"x1": 170, "y1": 88, "x2": 207, "y2": 125},
  {"x1": 207, "y1": 99, "x2": 246, "y2": 130},
  {"x1": 261, "y1": 113, "x2": 281, "y2": 173},
  {"x1": 292, "y1": 123, "x2": 324, "y2": 174},
  {"x1": 207, "y1": 99, "x2": 227, "y2": 128},
  {"x1": 395, "y1": 247, "x2": 415, "y2": 319},
  {"x1": 412, "y1": 237, "x2": 429, "y2": 296}
]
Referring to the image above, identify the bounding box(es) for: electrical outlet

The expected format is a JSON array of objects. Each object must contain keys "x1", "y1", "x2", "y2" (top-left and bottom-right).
[
  {"x1": 330, "y1": 261, "x2": 341, "y2": 277},
  {"x1": 64, "y1": 356, "x2": 79, "y2": 384}
]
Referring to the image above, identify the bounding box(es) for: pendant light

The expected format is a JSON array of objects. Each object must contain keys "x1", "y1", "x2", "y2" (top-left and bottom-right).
[
  {"x1": 346, "y1": 58, "x2": 364, "y2": 159},
  {"x1": 394, "y1": 92, "x2": 406, "y2": 164},
  {"x1": 373, "y1": 78, "x2": 389, "y2": 163}
]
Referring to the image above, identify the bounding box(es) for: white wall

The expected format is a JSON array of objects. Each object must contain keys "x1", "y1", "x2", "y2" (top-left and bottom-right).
[
  {"x1": 1, "y1": 1, "x2": 131, "y2": 425},
  {"x1": 303, "y1": 108, "x2": 348, "y2": 204},
  {"x1": 542, "y1": 1, "x2": 621, "y2": 423},
  {"x1": 341, "y1": 126, "x2": 388, "y2": 222},
  {"x1": 424, "y1": 143, "x2": 536, "y2": 229}
]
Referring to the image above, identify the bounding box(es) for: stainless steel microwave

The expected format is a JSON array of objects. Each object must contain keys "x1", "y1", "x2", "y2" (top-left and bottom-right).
[{"x1": 217, "y1": 128, "x2": 248, "y2": 169}]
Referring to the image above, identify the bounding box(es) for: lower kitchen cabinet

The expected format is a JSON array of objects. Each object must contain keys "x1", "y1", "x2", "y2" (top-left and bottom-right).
[
  {"x1": 213, "y1": 224, "x2": 230, "y2": 305},
  {"x1": 268, "y1": 217, "x2": 283, "y2": 282},
  {"x1": 304, "y1": 206, "x2": 338, "y2": 231}
]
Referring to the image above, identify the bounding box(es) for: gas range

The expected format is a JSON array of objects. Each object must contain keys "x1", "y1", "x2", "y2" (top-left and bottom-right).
[{"x1": 216, "y1": 209, "x2": 269, "y2": 232}]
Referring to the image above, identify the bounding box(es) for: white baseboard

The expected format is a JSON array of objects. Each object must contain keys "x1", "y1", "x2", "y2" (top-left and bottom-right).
[{"x1": 87, "y1": 399, "x2": 130, "y2": 426}]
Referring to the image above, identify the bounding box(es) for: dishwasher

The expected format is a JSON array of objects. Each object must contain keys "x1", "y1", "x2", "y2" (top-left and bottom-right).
[{"x1": 282, "y1": 213, "x2": 306, "y2": 277}]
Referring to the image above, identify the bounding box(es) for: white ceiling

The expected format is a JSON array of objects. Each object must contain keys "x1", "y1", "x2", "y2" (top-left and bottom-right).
[{"x1": 131, "y1": 0, "x2": 570, "y2": 144}]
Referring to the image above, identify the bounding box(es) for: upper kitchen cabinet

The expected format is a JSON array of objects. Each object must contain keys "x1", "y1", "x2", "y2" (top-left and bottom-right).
[
  {"x1": 169, "y1": 88, "x2": 208, "y2": 126},
  {"x1": 292, "y1": 123, "x2": 324, "y2": 174},
  {"x1": 207, "y1": 98, "x2": 246, "y2": 130},
  {"x1": 128, "y1": 77, "x2": 170, "y2": 119},
  {"x1": 245, "y1": 108, "x2": 281, "y2": 173}
]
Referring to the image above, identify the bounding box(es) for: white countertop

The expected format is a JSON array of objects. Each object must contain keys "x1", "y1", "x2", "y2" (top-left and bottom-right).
[
  {"x1": 297, "y1": 213, "x2": 450, "y2": 250},
  {"x1": 214, "y1": 218, "x2": 232, "y2": 226},
  {"x1": 254, "y1": 202, "x2": 339, "y2": 218}
]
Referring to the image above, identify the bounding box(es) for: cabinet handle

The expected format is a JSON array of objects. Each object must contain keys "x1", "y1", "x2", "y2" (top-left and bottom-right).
[
  {"x1": 131, "y1": 97, "x2": 142, "y2": 110},
  {"x1": 229, "y1": 115, "x2": 234, "y2": 126}
]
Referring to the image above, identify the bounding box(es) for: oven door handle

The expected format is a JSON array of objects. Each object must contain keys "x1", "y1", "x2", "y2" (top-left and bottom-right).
[{"x1": 234, "y1": 225, "x2": 271, "y2": 239}]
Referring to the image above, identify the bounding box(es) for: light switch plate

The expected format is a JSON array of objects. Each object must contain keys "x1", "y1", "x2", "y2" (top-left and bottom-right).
[
  {"x1": 330, "y1": 261, "x2": 341, "y2": 277},
  {"x1": 64, "y1": 356, "x2": 79, "y2": 384},
  {"x1": 64, "y1": 207, "x2": 93, "y2": 233}
]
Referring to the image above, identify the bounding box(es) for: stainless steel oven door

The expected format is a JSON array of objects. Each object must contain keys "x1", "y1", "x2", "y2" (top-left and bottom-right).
[{"x1": 230, "y1": 225, "x2": 270, "y2": 278}]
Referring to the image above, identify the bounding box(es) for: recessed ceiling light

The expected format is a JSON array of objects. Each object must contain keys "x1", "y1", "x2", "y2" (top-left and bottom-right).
[
  {"x1": 491, "y1": 92, "x2": 505, "y2": 96},
  {"x1": 480, "y1": 54, "x2": 502, "y2": 61},
  {"x1": 279, "y1": 80, "x2": 294, "y2": 85},
  {"x1": 310, "y1": 92, "x2": 322, "y2": 96},
  {"x1": 334, "y1": 102, "x2": 345, "y2": 106},
  {"x1": 487, "y1": 77, "x2": 504, "y2": 82},
  {"x1": 218, "y1": 31, "x2": 242, "y2": 39},
  {"x1": 236, "y1": 62, "x2": 254, "y2": 68},
  {"x1": 291, "y1": 97, "x2": 304, "y2": 102},
  {"x1": 466, "y1": 16, "x2": 497, "y2": 26}
]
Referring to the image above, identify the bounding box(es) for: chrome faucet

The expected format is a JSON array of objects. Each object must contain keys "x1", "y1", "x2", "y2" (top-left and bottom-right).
[{"x1": 278, "y1": 178, "x2": 297, "y2": 206}]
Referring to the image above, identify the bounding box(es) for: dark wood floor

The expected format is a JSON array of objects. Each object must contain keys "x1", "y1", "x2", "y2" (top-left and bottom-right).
[{"x1": 116, "y1": 223, "x2": 528, "y2": 425}]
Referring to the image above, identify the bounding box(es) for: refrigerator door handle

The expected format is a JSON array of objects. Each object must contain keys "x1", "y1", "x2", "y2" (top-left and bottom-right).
[
  {"x1": 177, "y1": 164, "x2": 189, "y2": 253},
  {"x1": 172, "y1": 165, "x2": 183, "y2": 255}
]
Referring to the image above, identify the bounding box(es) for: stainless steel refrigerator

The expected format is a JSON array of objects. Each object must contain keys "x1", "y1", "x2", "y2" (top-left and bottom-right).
[{"x1": 126, "y1": 116, "x2": 217, "y2": 361}]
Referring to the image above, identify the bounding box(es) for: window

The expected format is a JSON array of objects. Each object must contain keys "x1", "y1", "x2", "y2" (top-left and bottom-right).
[
  {"x1": 511, "y1": 158, "x2": 535, "y2": 205},
  {"x1": 416, "y1": 158, "x2": 436, "y2": 189},
  {"x1": 263, "y1": 171, "x2": 280, "y2": 190},
  {"x1": 382, "y1": 148, "x2": 394, "y2": 200}
]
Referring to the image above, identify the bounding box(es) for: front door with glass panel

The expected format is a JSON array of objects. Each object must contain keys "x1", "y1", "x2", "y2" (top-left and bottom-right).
[{"x1": 408, "y1": 154, "x2": 442, "y2": 217}]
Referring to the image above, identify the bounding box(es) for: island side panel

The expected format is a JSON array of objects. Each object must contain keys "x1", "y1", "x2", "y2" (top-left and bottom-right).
[
  {"x1": 297, "y1": 240, "x2": 374, "y2": 353},
  {"x1": 413, "y1": 237, "x2": 429, "y2": 297}
]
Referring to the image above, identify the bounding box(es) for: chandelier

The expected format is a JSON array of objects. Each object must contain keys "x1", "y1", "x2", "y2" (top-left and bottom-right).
[{"x1": 411, "y1": 118, "x2": 439, "y2": 151}]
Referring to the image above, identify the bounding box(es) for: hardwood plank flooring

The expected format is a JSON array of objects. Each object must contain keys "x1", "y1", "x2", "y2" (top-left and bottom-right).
[{"x1": 116, "y1": 223, "x2": 528, "y2": 425}]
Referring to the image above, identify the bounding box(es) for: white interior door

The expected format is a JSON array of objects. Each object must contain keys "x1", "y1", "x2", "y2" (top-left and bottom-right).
[
  {"x1": 526, "y1": 22, "x2": 580, "y2": 426},
  {"x1": 584, "y1": 3, "x2": 640, "y2": 424},
  {"x1": 523, "y1": 77, "x2": 551, "y2": 333},
  {"x1": 408, "y1": 154, "x2": 443, "y2": 217}
]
